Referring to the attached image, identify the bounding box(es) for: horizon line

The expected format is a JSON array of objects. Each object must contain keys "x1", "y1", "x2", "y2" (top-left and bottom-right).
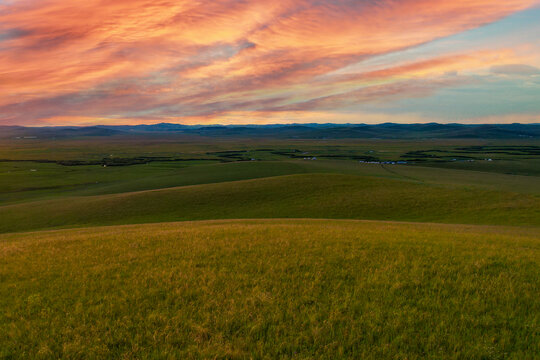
[{"x1": 3, "y1": 122, "x2": 540, "y2": 128}]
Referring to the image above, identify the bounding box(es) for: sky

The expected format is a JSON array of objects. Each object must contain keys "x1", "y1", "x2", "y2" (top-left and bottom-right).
[{"x1": 0, "y1": 0, "x2": 539, "y2": 126}]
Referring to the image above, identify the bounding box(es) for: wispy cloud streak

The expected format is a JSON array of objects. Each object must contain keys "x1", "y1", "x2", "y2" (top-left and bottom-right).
[{"x1": 0, "y1": 0, "x2": 538, "y2": 124}]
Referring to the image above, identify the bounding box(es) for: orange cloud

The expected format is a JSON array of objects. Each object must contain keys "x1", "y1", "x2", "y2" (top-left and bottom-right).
[{"x1": 0, "y1": 0, "x2": 538, "y2": 125}]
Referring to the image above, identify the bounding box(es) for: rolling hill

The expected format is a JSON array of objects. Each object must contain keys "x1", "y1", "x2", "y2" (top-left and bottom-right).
[{"x1": 1, "y1": 173, "x2": 539, "y2": 233}]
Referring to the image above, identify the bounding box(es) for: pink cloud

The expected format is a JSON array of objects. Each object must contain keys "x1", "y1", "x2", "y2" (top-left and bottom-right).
[{"x1": 0, "y1": 0, "x2": 537, "y2": 124}]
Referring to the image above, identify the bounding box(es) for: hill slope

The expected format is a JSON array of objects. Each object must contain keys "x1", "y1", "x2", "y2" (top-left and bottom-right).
[
  {"x1": 3, "y1": 159, "x2": 540, "y2": 206},
  {"x1": 1, "y1": 219, "x2": 538, "y2": 359},
  {"x1": 1, "y1": 173, "x2": 539, "y2": 233}
]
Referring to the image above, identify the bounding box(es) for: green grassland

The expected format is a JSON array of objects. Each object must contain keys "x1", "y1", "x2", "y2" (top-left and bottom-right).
[
  {"x1": 1, "y1": 220, "x2": 538, "y2": 359},
  {"x1": 1, "y1": 172, "x2": 540, "y2": 234},
  {"x1": 1, "y1": 137, "x2": 539, "y2": 358},
  {"x1": 2, "y1": 157, "x2": 540, "y2": 205},
  {"x1": 1, "y1": 137, "x2": 539, "y2": 201},
  {"x1": 2, "y1": 137, "x2": 539, "y2": 167}
]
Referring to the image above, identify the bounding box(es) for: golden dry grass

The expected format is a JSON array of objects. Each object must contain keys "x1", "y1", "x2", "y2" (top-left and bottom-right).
[{"x1": 1, "y1": 219, "x2": 538, "y2": 359}]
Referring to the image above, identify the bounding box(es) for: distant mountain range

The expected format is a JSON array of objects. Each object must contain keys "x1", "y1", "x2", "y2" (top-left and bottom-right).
[{"x1": 1, "y1": 123, "x2": 539, "y2": 139}]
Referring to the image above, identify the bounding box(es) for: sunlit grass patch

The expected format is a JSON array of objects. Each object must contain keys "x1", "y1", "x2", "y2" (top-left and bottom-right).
[{"x1": 1, "y1": 219, "x2": 538, "y2": 359}]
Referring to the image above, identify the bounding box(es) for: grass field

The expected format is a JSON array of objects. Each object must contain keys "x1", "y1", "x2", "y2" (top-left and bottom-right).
[
  {"x1": 1, "y1": 220, "x2": 538, "y2": 359},
  {"x1": 1, "y1": 173, "x2": 539, "y2": 234},
  {"x1": 2, "y1": 157, "x2": 539, "y2": 204},
  {"x1": 1, "y1": 137, "x2": 539, "y2": 358},
  {"x1": 2, "y1": 137, "x2": 540, "y2": 205}
]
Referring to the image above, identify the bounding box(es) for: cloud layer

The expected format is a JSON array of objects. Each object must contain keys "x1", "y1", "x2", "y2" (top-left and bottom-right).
[{"x1": 1, "y1": 0, "x2": 539, "y2": 125}]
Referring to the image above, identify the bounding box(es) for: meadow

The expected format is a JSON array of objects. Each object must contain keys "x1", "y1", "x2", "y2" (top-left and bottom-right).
[
  {"x1": 1, "y1": 220, "x2": 538, "y2": 359},
  {"x1": 1, "y1": 172, "x2": 540, "y2": 234},
  {"x1": 0, "y1": 135, "x2": 539, "y2": 358}
]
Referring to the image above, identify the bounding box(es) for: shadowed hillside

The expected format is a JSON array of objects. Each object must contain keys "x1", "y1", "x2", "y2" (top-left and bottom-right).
[{"x1": 1, "y1": 173, "x2": 539, "y2": 233}]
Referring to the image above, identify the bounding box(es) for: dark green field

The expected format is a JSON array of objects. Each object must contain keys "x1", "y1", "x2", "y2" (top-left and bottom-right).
[{"x1": 1, "y1": 135, "x2": 539, "y2": 359}]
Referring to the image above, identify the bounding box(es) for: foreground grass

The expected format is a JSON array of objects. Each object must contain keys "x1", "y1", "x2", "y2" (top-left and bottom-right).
[{"x1": 1, "y1": 219, "x2": 538, "y2": 359}]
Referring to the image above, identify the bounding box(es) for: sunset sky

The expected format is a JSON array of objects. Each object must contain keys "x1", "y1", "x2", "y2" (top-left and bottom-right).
[{"x1": 1, "y1": 0, "x2": 539, "y2": 126}]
